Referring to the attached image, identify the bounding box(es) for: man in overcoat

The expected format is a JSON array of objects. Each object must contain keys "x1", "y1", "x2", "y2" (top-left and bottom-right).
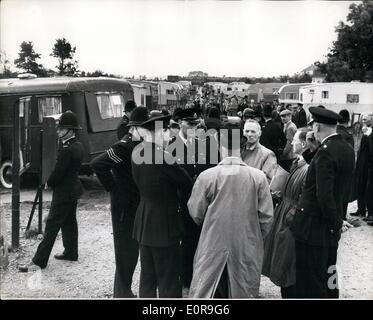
[{"x1": 187, "y1": 123, "x2": 273, "y2": 298}]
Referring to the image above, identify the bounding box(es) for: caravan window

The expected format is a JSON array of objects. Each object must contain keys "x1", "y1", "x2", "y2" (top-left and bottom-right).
[
  {"x1": 37, "y1": 96, "x2": 62, "y2": 123},
  {"x1": 285, "y1": 92, "x2": 297, "y2": 100},
  {"x1": 322, "y1": 91, "x2": 329, "y2": 99},
  {"x1": 96, "y1": 93, "x2": 124, "y2": 119},
  {"x1": 347, "y1": 94, "x2": 359, "y2": 103}
]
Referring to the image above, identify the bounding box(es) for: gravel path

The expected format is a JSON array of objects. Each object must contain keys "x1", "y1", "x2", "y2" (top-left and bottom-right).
[{"x1": 1, "y1": 181, "x2": 372, "y2": 299}]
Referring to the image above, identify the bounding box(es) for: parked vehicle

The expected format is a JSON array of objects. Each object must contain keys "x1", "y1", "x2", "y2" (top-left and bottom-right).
[
  {"x1": 278, "y1": 83, "x2": 312, "y2": 105},
  {"x1": 299, "y1": 81, "x2": 373, "y2": 118},
  {"x1": 0, "y1": 75, "x2": 134, "y2": 188},
  {"x1": 128, "y1": 79, "x2": 159, "y2": 109}
]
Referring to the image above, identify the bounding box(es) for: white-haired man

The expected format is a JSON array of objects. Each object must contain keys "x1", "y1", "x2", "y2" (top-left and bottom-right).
[{"x1": 241, "y1": 119, "x2": 278, "y2": 184}]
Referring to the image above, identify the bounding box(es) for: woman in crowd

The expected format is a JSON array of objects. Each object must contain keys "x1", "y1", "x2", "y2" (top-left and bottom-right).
[{"x1": 262, "y1": 127, "x2": 311, "y2": 298}]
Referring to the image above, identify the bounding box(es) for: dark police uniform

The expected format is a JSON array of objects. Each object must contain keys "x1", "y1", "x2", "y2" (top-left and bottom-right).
[
  {"x1": 90, "y1": 134, "x2": 140, "y2": 298},
  {"x1": 32, "y1": 135, "x2": 84, "y2": 268},
  {"x1": 291, "y1": 107, "x2": 355, "y2": 298},
  {"x1": 132, "y1": 141, "x2": 193, "y2": 298}
]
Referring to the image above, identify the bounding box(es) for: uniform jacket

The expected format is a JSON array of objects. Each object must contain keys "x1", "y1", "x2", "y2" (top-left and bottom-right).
[
  {"x1": 47, "y1": 136, "x2": 84, "y2": 203},
  {"x1": 90, "y1": 134, "x2": 140, "y2": 213},
  {"x1": 131, "y1": 141, "x2": 193, "y2": 247},
  {"x1": 291, "y1": 135, "x2": 355, "y2": 247},
  {"x1": 187, "y1": 157, "x2": 273, "y2": 298},
  {"x1": 260, "y1": 119, "x2": 286, "y2": 160}
]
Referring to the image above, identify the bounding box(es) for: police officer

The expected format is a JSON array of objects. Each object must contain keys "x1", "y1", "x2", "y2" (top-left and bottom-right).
[
  {"x1": 90, "y1": 107, "x2": 148, "y2": 298},
  {"x1": 291, "y1": 106, "x2": 355, "y2": 298},
  {"x1": 116, "y1": 100, "x2": 137, "y2": 140},
  {"x1": 23, "y1": 111, "x2": 84, "y2": 271},
  {"x1": 131, "y1": 113, "x2": 193, "y2": 298}
]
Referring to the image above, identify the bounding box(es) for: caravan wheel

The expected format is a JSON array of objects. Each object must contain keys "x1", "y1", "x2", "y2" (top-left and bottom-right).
[{"x1": 0, "y1": 161, "x2": 12, "y2": 189}]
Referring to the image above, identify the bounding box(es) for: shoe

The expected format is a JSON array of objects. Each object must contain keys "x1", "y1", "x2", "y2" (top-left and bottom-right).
[
  {"x1": 18, "y1": 261, "x2": 42, "y2": 272},
  {"x1": 367, "y1": 221, "x2": 373, "y2": 226},
  {"x1": 363, "y1": 216, "x2": 373, "y2": 222},
  {"x1": 54, "y1": 253, "x2": 78, "y2": 261}
]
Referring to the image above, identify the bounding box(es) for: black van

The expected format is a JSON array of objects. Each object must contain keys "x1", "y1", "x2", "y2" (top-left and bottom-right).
[{"x1": 0, "y1": 76, "x2": 134, "y2": 188}]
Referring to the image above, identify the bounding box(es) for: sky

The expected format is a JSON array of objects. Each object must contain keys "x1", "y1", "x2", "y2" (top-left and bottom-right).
[{"x1": 0, "y1": 0, "x2": 361, "y2": 78}]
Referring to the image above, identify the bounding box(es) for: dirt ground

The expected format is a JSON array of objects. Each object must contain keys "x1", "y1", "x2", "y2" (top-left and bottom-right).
[{"x1": 0, "y1": 177, "x2": 372, "y2": 299}]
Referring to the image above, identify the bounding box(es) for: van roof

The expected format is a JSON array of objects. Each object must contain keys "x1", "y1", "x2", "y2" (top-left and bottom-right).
[{"x1": 0, "y1": 77, "x2": 133, "y2": 95}]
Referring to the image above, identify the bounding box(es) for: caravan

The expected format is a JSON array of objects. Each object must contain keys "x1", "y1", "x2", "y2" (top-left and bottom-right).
[{"x1": 299, "y1": 82, "x2": 373, "y2": 122}]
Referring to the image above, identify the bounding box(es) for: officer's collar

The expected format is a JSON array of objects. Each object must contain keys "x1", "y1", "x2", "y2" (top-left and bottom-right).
[{"x1": 321, "y1": 133, "x2": 339, "y2": 145}]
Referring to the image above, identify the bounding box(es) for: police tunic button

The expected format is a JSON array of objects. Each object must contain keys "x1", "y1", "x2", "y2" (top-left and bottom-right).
[
  {"x1": 301, "y1": 208, "x2": 304, "y2": 212},
  {"x1": 323, "y1": 145, "x2": 327, "y2": 149},
  {"x1": 330, "y1": 229, "x2": 334, "y2": 234}
]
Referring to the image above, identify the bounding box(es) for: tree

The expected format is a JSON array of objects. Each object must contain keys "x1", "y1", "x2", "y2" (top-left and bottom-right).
[
  {"x1": 51, "y1": 38, "x2": 79, "y2": 76},
  {"x1": 14, "y1": 41, "x2": 46, "y2": 76},
  {"x1": 188, "y1": 71, "x2": 208, "y2": 78},
  {"x1": 315, "y1": 0, "x2": 373, "y2": 82},
  {"x1": 0, "y1": 50, "x2": 16, "y2": 78}
]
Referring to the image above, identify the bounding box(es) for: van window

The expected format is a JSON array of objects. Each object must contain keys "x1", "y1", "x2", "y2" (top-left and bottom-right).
[
  {"x1": 37, "y1": 96, "x2": 62, "y2": 123},
  {"x1": 96, "y1": 93, "x2": 124, "y2": 119}
]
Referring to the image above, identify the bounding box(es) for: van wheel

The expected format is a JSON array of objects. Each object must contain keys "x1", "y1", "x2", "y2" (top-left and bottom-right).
[{"x1": 0, "y1": 161, "x2": 12, "y2": 189}]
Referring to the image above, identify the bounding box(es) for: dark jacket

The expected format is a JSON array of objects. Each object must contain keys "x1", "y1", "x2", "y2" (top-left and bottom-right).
[
  {"x1": 260, "y1": 119, "x2": 286, "y2": 159},
  {"x1": 47, "y1": 136, "x2": 84, "y2": 203},
  {"x1": 90, "y1": 134, "x2": 140, "y2": 209},
  {"x1": 293, "y1": 108, "x2": 307, "y2": 128},
  {"x1": 116, "y1": 114, "x2": 130, "y2": 140},
  {"x1": 337, "y1": 125, "x2": 354, "y2": 148},
  {"x1": 131, "y1": 142, "x2": 193, "y2": 247},
  {"x1": 168, "y1": 134, "x2": 217, "y2": 182},
  {"x1": 291, "y1": 135, "x2": 355, "y2": 247}
]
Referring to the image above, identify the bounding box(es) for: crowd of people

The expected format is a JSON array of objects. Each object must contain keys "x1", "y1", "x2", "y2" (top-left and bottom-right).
[{"x1": 20, "y1": 94, "x2": 373, "y2": 299}]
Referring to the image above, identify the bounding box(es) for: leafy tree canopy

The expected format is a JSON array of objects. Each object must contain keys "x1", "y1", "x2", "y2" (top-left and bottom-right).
[
  {"x1": 315, "y1": 0, "x2": 373, "y2": 82},
  {"x1": 14, "y1": 41, "x2": 46, "y2": 76}
]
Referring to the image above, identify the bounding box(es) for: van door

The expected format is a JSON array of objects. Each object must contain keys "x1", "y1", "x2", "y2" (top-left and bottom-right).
[{"x1": 19, "y1": 96, "x2": 32, "y2": 171}]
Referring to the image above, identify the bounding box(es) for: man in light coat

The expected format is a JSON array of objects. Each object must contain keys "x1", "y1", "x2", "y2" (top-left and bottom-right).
[
  {"x1": 241, "y1": 119, "x2": 278, "y2": 184},
  {"x1": 187, "y1": 123, "x2": 273, "y2": 298}
]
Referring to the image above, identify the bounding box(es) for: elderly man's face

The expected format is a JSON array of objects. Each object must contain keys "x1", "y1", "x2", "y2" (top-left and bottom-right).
[
  {"x1": 361, "y1": 116, "x2": 368, "y2": 125},
  {"x1": 243, "y1": 122, "x2": 261, "y2": 144}
]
